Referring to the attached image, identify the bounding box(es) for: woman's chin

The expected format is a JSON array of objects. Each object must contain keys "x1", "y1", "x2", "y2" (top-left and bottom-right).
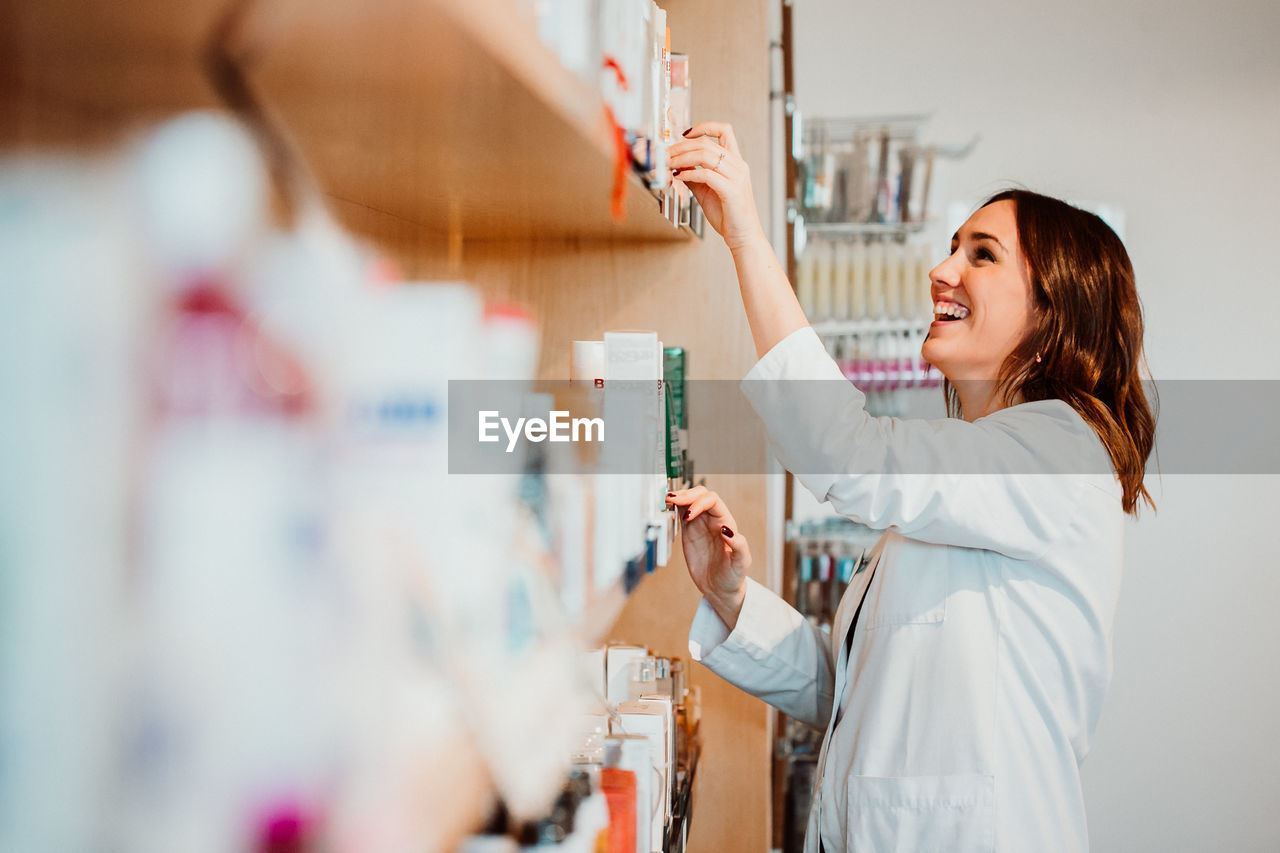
[{"x1": 920, "y1": 341, "x2": 950, "y2": 374}]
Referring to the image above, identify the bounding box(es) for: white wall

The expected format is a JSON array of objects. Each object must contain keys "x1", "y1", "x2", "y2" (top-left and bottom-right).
[{"x1": 792, "y1": 1, "x2": 1280, "y2": 849}]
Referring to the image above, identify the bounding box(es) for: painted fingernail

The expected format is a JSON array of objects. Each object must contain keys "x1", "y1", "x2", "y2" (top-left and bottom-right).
[
  {"x1": 682, "y1": 127, "x2": 692, "y2": 137},
  {"x1": 721, "y1": 526, "x2": 734, "y2": 538},
  {"x1": 683, "y1": 510, "x2": 691, "y2": 521},
  {"x1": 667, "y1": 492, "x2": 676, "y2": 497}
]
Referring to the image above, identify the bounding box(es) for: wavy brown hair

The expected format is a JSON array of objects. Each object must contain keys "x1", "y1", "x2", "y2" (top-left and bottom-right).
[{"x1": 945, "y1": 189, "x2": 1156, "y2": 514}]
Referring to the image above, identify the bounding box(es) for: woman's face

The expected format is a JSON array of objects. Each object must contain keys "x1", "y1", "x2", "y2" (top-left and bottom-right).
[{"x1": 921, "y1": 200, "x2": 1037, "y2": 381}]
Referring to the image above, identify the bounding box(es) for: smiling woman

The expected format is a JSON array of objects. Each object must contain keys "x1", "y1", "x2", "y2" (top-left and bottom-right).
[
  {"x1": 667, "y1": 122, "x2": 1156, "y2": 853},
  {"x1": 934, "y1": 189, "x2": 1155, "y2": 514},
  {"x1": 924, "y1": 198, "x2": 1039, "y2": 413}
]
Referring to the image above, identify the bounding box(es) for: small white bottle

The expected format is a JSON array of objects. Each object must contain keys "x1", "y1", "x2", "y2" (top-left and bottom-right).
[
  {"x1": 867, "y1": 240, "x2": 886, "y2": 319},
  {"x1": 883, "y1": 242, "x2": 903, "y2": 319},
  {"x1": 916, "y1": 243, "x2": 937, "y2": 322},
  {"x1": 813, "y1": 240, "x2": 834, "y2": 321},
  {"x1": 831, "y1": 241, "x2": 851, "y2": 321},
  {"x1": 849, "y1": 240, "x2": 869, "y2": 320},
  {"x1": 796, "y1": 246, "x2": 818, "y2": 318}
]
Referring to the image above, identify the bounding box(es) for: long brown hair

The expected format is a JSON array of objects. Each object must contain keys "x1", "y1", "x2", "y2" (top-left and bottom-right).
[{"x1": 944, "y1": 189, "x2": 1156, "y2": 514}]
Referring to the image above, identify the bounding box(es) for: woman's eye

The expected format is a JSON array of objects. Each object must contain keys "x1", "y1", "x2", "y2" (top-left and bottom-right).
[{"x1": 974, "y1": 247, "x2": 995, "y2": 262}]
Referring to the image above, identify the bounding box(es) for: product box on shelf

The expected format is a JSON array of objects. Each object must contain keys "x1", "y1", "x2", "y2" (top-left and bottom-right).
[
  {"x1": 605, "y1": 734, "x2": 652, "y2": 853},
  {"x1": 614, "y1": 701, "x2": 671, "y2": 852},
  {"x1": 606, "y1": 645, "x2": 650, "y2": 706}
]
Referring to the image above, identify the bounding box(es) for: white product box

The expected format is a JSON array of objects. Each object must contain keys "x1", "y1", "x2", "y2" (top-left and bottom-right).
[
  {"x1": 615, "y1": 700, "x2": 671, "y2": 852},
  {"x1": 604, "y1": 733, "x2": 652, "y2": 853},
  {"x1": 583, "y1": 647, "x2": 607, "y2": 700},
  {"x1": 606, "y1": 645, "x2": 649, "y2": 707}
]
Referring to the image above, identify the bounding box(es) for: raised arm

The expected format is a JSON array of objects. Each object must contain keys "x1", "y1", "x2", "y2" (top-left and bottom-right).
[
  {"x1": 670, "y1": 122, "x2": 807, "y2": 359},
  {"x1": 741, "y1": 327, "x2": 1107, "y2": 560}
]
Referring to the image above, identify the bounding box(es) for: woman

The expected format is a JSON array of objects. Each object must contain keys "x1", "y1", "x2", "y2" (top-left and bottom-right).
[{"x1": 665, "y1": 122, "x2": 1155, "y2": 852}]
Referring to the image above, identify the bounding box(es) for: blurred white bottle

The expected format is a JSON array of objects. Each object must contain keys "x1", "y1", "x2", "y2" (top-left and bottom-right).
[
  {"x1": 328, "y1": 281, "x2": 498, "y2": 851},
  {"x1": 849, "y1": 240, "x2": 869, "y2": 320},
  {"x1": 123, "y1": 112, "x2": 347, "y2": 853},
  {"x1": 812, "y1": 240, "x2": 833, "y2": 321},
  {"x1": 883, "y1": 242, "x2": 903, "y2": 319},
  {"x1": 0, "y1": 156, "x2": 145, "y2": 853},
  {"x1": 796, "y1": 247, "x2": 817, "y2": 318},
  {"x1": 915, "y1": 243, "x2": 936, "y2": 322},
  {"x1": 867, "y1": 241, "x2": 886, "y2": 319},
  {"x1": 831, "y1": 241, "x2": 851, "y2": 321}
]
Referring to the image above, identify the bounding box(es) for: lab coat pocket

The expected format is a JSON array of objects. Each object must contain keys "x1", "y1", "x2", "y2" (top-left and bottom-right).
[{"x1": 845, "y1": 773, "x2": 994, "y2": 852}]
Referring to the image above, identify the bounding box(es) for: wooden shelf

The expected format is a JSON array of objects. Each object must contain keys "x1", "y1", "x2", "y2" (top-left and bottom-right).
[
  {"x1": 5, "y1": 0, "x2": 692, "y2": 242},
  {"x1": 3, "y1": 0, "x2": 227, "y2": 146},
  {"x1": 244, "y1": 0, "x2": 692, "y2": 241}
]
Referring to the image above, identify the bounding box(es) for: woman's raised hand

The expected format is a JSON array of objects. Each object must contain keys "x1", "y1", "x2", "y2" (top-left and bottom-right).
[
  {"x1": 667, "y1": 485, "x2": 751, "y2": 631},
  {"x1": 669, "y1": 122, "x2": 767, "y2": 252}
]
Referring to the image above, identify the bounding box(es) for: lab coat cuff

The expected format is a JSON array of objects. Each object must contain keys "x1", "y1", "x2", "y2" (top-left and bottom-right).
[{"x1": 688, "y1": 577, "x2": 808, "y2": 679}]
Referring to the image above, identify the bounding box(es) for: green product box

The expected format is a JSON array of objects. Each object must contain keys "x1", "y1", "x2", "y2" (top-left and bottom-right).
[
  {"x1": 663, "y1": 347, "x2": 687, "y2": 481},
  {"x1": 663, "y1": 347, "x2": 687, "y2": 429}
]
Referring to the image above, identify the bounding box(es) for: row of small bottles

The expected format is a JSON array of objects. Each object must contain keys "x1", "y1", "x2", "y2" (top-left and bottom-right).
[
  {"x1": 797, "y1": 121, "x2": 931, "y2": 226},
  {"x1": 458, "y1": 649, "x2": 700, "y2": 853},
  {"x1": 821, "y1": 328, "x2": 942, "y2": 394},
  {"x1": 796, "y1": 239, "x2": 938, "y2": 324},
  {"x1": 778, "y1": 532, "x2": 873, "y2": 853},
  {"x1": 793, "y1": 545, "x2": 868, "y2": 634}
]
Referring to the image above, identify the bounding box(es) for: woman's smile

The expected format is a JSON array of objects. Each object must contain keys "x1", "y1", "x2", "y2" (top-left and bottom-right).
[{"x1": 931, "y1": 298, "x2": 971, "y2": 326}]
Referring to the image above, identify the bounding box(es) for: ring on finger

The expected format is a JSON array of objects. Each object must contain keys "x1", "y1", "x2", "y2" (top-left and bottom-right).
[{"x1": 714, "y1": 150, "x2": 726, "y2": 170}]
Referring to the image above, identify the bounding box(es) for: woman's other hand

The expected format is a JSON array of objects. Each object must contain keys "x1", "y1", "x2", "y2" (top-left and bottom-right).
[
  {"x1": 670, "y1": 122, "x2": 767, "y2": 252},
  {"x1": 667, "y1": 486, "x2": 751, "y2": 631}
]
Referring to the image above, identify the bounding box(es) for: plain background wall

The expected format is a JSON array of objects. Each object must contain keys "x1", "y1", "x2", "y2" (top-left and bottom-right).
[{"x1": 790, "y1": 0, "x2": 1280, "y2": 850}]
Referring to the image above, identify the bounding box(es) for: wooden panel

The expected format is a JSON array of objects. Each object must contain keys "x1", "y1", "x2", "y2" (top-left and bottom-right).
[
  {"x1": 355, "y1": 2, "x2": 777, "y2": 846},
  {"x1": 1, "y1": 0, "x2": 226, "y2": 147}
]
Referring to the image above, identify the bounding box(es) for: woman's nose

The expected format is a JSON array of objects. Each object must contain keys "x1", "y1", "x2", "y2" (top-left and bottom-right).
[{"x1": 929, "y1": 252, "x2": 962, "y2": 292}]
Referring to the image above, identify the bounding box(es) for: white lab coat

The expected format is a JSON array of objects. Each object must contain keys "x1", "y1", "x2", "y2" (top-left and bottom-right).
[{"x1": 688, "y1": 327, "x2": 1124, "y2": 852}]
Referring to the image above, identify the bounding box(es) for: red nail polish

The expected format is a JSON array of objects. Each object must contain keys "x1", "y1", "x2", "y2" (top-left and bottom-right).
[
  {"x1": 667, "y1": 492, "x2": 676, "y2": 497},
  {"x1": 721, "y1": 526, "x2": 734, "y2": 538},
  {"x1": 683, "y1": 510, "x2": 691, "y2": 521},
  {"x1": 682, "y1": 128, "x2": 692, "y2": 137}
]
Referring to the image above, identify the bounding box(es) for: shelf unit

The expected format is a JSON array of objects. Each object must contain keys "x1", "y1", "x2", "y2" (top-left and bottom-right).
[
  {"x1": 3, "y1": 0, "x2": 695, "y2": 243},
  {"x1": 240, "y1": 0, "x2": 696, "y2": 241},
  {"x1": 6, "y1": 1, "x2": 778, "y2": 850}
]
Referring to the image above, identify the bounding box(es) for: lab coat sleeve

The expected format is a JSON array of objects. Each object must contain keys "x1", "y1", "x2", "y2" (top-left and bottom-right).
[
  {"x1": 688, "y1": 577, "x2": 836, "y2": 731},
  {"x1": 741, "y1": 326, "x2": 1098, "y2": 561}
]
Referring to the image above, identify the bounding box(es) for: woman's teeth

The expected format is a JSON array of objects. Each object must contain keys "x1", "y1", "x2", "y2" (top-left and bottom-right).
[{"x1": 933, "y1": 301, "x2": 970, "y2": 321}]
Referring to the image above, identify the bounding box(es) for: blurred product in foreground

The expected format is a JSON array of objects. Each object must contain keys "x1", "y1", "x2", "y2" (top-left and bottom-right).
[{"x1": 0, "y1": 110, "x2": 695, "y2": 852}]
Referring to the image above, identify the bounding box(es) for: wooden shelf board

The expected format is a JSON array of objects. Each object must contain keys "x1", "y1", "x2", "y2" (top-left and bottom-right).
[
  {"x1": 2, "y1": 0, "x2": 227, "y2": 147},
  {"x1": 246, "y1": 0, "x2": 691, "y2": 242}
]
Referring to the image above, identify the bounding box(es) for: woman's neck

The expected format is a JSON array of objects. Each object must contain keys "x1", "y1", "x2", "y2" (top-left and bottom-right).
[{"x1": 955, "y1": 381, "x2": 1024, "y2": 422}]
